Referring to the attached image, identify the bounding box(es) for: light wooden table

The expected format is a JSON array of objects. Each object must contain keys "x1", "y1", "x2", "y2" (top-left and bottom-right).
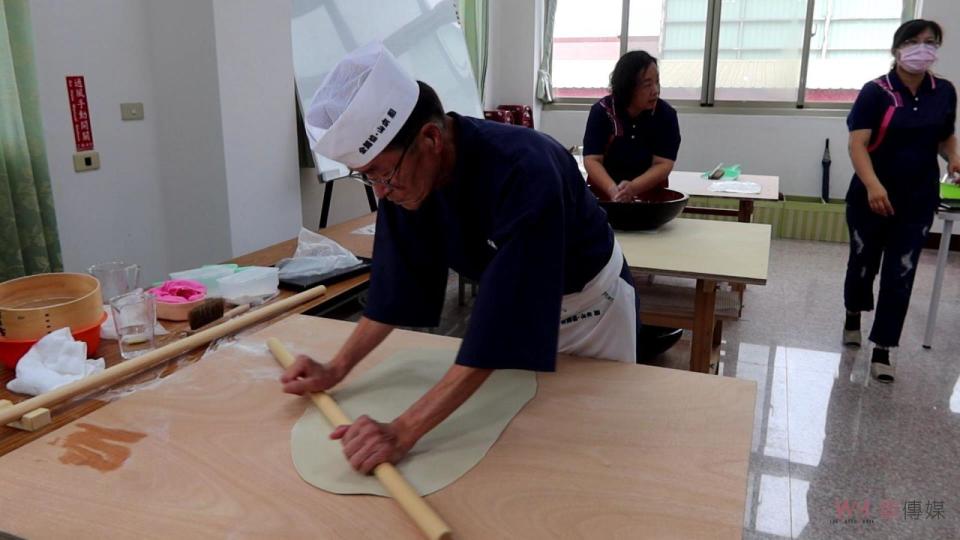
[
  {"x1": 617, "y1": 219, "x2": 771, "y2": 373},
  {"x1": 669, "y1": 171, "x2": 780, "y2": 223},
  {"x1": 0, "y1": 315, "x2": 757, "y2": 539},
  {"x1": 0, "y1": 213, "x2": 376, "y2": 455},
  {"x1": 571, "y1": 157, "x2": 780, "y2": 223}
]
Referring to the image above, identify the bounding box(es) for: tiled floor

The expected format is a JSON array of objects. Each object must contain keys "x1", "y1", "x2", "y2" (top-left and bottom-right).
[
  {"x1": 728, "y1": 240, "x2": 960, "y2": 540},
  {"x1": 641, "y1": 239, "x2": 960, "y2": 539},
  {"x1": 343, "y1": 238, "x2": 960, "y2": 539}
]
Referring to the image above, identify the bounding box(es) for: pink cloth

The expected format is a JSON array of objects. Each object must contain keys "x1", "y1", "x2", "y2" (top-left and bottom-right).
[{"x1": 147, "y1": 279, "x2": 206, "y2": 303}]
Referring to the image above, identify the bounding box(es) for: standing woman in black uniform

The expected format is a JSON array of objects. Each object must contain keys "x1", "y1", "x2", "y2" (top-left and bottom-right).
[
  {"x1": 582, "y1": 50, "x2": 683, "y2": 359},
  {"x1": 842, "y1": 19, "x2": 959, "y2": 382}
]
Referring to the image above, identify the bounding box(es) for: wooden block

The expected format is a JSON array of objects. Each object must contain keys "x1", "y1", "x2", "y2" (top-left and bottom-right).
[
  {"x1": 632, "y1": 281, "x2": 741, "y2": 322},
  {"x1": 18, "y1": 408, "x2": 52, "y2": 431},
  {"x1": 0, "y1": 400, "x2": 52, "y2": 432}
]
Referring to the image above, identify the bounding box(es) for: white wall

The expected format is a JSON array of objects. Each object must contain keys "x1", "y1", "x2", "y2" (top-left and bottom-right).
[
  {"x1": 30, "y1": 0, "x2": 305, "y2": 284},
  {"x1": 212, "y1": 0, "x2": 303, "y2": 256},
  {"x1": 144, "y1": 0, "x2": 233, "y2": 275},
  {"x1": 485, "y1": 0, "x2": 540, "y2": 115},
  {"x1": 923, "y1": 1, "x2": 960, "y2": 95},
  {"x1": 30, "y1": 0, "x2": 171, "y2": 284},
  {"x1": 486, "y1": 0, "x2": 960, "y2": 200}
]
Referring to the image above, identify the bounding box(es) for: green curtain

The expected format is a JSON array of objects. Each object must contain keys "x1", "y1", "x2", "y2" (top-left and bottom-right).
[
  {"x1": 458, "y1": 0, "x2": 488, "y2": 100},
  {"x1": 536, "y1": 0, "x2": 557, "y2": 103},
  {"x1": 0, "y1": 0, "x2": 61, "y2": 282}
]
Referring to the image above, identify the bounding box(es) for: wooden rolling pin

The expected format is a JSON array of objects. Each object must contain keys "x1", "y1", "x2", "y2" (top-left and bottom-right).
[
  {"x1": 0, "y1": 285, "x2": 328, "y2": 427},
  {"x1": 266, "y1": 338, "x2": 453, "y2": 540}
]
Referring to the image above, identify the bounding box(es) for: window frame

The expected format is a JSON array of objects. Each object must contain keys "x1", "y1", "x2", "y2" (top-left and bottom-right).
[{"x1": 547, "y1": 0, "x2": 919, "y2": 112}]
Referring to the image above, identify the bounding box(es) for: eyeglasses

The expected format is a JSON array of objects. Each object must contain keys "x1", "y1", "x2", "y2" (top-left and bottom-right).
[{"x1": 347, "y1": 137, "x2": 414, "y2": 188}]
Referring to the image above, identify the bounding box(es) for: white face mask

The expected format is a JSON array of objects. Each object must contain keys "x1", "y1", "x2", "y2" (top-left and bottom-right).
[{"x1": 898, "y1": 42, "x2": 939, "y2": 74}]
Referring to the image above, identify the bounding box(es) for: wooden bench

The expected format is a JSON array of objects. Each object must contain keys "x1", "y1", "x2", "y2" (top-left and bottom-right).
[
  {"x1": 635, "y1": 278, "x2": 741, "y2": 326},
  {"x1": 634, "y1": 274, "x2": 741, "y2": 373}
]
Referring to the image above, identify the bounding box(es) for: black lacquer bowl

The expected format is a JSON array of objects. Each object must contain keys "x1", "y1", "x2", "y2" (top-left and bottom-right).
[{"x1": 592, "y1": 186, "x2": 689, "y2": 231}]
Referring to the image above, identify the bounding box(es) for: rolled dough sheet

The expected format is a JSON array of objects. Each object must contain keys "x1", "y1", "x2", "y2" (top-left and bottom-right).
[{"x1": 290, "y1": 348, "x2": 537, "y2": 496}]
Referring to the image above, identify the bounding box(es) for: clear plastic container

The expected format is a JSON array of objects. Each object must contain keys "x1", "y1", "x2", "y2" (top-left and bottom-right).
[
  {"x1": 169, "y1": 264, "x2": 238, "y2": 297},
  {"x1": 216, "y1": 266, "x2": 279, "y2": 304}
]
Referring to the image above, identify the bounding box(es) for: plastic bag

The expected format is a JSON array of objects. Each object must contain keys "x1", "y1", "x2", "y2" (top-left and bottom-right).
[
  {"x1": 703, "y1": 163, "x2": 741, "y2": 181},
  {"x1": 276, "y1": 228, "x2": 362, "y2": 279}
]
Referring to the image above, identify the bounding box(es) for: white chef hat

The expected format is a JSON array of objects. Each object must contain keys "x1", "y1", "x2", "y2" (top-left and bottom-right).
[{"x1": 305, "y1": 41, "x2": 420, "y2": 169}]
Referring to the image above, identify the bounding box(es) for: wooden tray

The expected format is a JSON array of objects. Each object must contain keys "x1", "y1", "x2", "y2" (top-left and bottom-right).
[{"x1": 0, "y1": 273, "x2": 103, "y2": 340}]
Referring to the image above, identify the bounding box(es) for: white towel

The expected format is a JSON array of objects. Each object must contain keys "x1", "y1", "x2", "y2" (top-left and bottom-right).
[
  {"x1": 6, "y1": 328, "x2": 105, "y2": 396},
  {"x1": 708, "y1": 181, "x2": 762, "y2": 194}
]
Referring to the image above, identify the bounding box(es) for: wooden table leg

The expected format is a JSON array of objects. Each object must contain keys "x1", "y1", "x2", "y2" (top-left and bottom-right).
[
  {"x1": 691, "y1": 279, "x2": 718, "y2": 374},
  {"x1": 711, "y1": 319, "x2": 724, "y2": 375},
  {"x1": 737, "y1": 200, "x2": 754, "y2": 223},
  {"x1": 731, "y1": 200, "x2": 754, "y2": 303}
]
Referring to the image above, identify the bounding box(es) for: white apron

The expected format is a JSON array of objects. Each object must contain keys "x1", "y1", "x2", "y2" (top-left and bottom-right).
[{"x1": 557, "y1": 241, "x2": 637, "y2": 363}]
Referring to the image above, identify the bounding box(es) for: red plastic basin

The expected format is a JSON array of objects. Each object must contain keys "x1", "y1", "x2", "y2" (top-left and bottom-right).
[{"x1": 0, "y1": 311, "x2": 107, "y2": 370}]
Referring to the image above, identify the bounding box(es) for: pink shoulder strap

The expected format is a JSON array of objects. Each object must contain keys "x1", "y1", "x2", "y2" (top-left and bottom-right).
[{"x1": 866, "y1": 75, "x2": 901, "y2": 152}]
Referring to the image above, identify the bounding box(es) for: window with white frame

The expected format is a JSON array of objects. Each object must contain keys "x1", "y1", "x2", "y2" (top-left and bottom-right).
[{"x1": 552, "y1": 0, "x2": 912, "y2": 105}]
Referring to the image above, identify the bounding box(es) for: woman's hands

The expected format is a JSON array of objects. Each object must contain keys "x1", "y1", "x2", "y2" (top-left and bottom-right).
[
  {"x1": 947, "y1": 153, "x2": 960, "y2": 181},
  {"x1": 583, "y1": 155, "x2": 620, "y2": 202},
  {"x1": 614, "y1": 180, "x2": 640, "y2": 202}
]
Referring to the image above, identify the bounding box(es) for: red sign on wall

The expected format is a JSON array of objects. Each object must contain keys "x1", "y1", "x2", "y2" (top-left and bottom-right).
[{"x1": 66, "y1": 76, "x2": 94, "y2": 151}]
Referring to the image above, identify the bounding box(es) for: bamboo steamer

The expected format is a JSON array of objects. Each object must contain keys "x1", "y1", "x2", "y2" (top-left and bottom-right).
[{"x1": 0, "y1": 273, "x2": 105, "y2": 340}]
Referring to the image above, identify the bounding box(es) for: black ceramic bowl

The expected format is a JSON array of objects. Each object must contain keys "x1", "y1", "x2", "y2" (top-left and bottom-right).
[{"x1": 595, "y1": 188, "x2": 689, "y2": 231}]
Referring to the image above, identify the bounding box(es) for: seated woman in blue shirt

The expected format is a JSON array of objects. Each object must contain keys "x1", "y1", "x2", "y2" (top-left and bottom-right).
[
  {"x1": 842, "y1": 19, "x2": 959, "y2": 382},
  {"x1": 582, "y1": 50, "x2": 681, "y2": 202},
  {"x1": 281, "y1": 42, "x2": 640, "y2": 473},
  {"x1": 582, "y1": 50, "x2": 684, "y2": 359}
]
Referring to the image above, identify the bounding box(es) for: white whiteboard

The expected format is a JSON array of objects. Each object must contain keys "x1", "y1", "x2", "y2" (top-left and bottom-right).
[{"x1": 291, "y1": 0, "x2": 483, "y2": 180}]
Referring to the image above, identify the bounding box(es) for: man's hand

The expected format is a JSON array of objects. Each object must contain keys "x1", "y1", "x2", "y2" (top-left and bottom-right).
[
  {"x1": 280, "y1": 354, "x2": 347, "y2": 395},
  {"x1": 330, "y1": 415, "x2": 412, "y2": 474},
  {"x1": 866, "y1": 184, "x2": 895, "y2": 216}
]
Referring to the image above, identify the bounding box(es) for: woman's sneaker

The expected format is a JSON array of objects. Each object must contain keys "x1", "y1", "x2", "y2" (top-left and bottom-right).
[
  {"x1": 870, "y1": 347, "x2": 895, "y2": 383},
  {"x1": 843, "y1": 311, "x2": 861, "y2": 347}
]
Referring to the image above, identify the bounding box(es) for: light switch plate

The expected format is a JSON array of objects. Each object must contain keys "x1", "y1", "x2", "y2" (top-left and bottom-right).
[
  {"x1": 120, "y1": 102, "x2": 144, "y2": 121},
  {"x1": 73, "y1": 150, "x2": 100, "y2": 172}
]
